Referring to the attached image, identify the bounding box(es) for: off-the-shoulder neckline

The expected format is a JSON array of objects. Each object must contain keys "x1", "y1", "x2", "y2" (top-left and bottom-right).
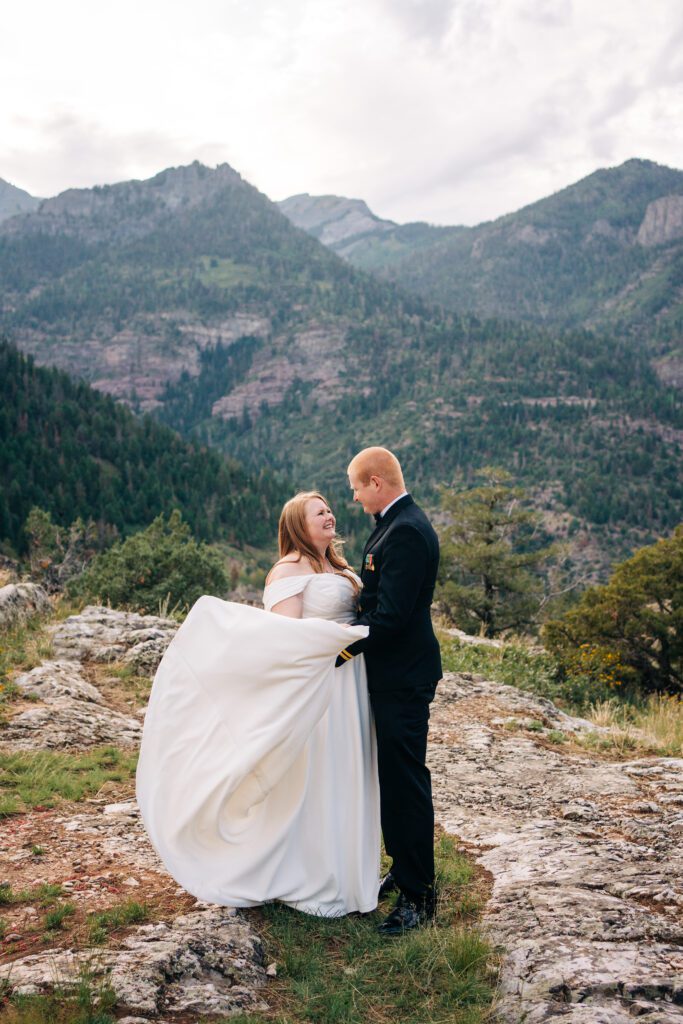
[{"x1": 264, "y1": 572, "x2": 358, "y2": 587}]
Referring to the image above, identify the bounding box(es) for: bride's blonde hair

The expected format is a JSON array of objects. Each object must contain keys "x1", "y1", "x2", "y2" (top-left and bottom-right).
[{"x1": 275, "y1": 491, "x2": 359, "y2": 590}]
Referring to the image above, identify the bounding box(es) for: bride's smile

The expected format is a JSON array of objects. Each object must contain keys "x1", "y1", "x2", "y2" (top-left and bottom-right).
[{"x1": 305, "y1": 498, "x2": 337, "y2": 556}]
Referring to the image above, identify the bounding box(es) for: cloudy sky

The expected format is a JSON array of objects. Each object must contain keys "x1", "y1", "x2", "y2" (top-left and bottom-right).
[{"x1": 2, "y1": 0, "x2": 682, "y2": 225}]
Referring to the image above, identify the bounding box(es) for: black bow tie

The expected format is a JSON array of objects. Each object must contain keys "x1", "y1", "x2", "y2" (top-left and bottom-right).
[{"x1": 373, "y1": 512, "x2": 382, "y2": 524}]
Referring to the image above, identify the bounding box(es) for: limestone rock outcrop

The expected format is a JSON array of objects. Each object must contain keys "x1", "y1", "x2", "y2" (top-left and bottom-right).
[
  {"x1": 0, "y1": 583, "x2": 50, "y2": 628},
  {"x1": 50, "y1": 605, "x2": 177, "y2": 670},
  {"x1": 0, "y1": 907, "x2": 269, "y2": 1017},
  {"x1": 3, "y1": 660, "x2": 141, "y2": 749},
  {"x1": 14, "y1": 660, "x2": 106, "y2": 704},
  {"x1": 637, "y1": 194, "x2": 683, "y2": 247},
  {"x1": 430, "y1": 673, "x2": 683, "y2": 1023}
]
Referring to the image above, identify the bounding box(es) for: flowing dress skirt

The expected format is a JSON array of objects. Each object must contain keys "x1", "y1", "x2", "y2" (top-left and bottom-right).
[{"x1": 136, "y1": 594, "x2": 379, "y2": 915}]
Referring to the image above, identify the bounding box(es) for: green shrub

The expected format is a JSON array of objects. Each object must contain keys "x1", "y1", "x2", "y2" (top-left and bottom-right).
[
  {"x1": 68, "y1": 510, "x2": 228, "y2": 613},
  {"x1": 439, "y1": 635, "x2": 616, "y2": 710},
  {"x1": 544, "y1": 525, "x2": 683, "y2": 696}
]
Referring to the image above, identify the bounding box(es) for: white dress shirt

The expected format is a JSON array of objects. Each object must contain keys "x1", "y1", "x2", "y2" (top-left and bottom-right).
[{"x1": 379, "y1": 491, "x2": 408, "y2": 518}]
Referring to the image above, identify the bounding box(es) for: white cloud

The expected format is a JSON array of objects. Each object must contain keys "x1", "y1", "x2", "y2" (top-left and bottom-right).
[{"x1": 1, "y1": 0, "x2": 681, "y2": 224}]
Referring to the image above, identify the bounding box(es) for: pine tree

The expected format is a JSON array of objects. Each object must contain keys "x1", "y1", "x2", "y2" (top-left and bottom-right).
[
  {"x1": 437, "y1": 467, "x2": 555, "y2": 637},
  {"x1": 544, "y1": 525, "x2": 683, "y2": 695}
]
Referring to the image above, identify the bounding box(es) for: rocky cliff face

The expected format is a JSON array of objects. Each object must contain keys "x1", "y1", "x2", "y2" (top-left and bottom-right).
[{"x1": 637, "y1": 194, "x2": 683, "y2": 247}]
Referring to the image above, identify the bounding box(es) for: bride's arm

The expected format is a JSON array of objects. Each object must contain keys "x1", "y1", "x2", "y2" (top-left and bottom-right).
[
  {"x1": 265, "y1": 560, "x2": 307, "y2": 618},
  {"x1": 270, "y1": 593, "x2": 304, "y2": 618}
]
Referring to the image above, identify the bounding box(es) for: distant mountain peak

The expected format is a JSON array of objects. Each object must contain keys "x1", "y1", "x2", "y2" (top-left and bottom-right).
[
  {"x1": 0, "y1": 160, "x2": 251, "y2": 243},
  {"x1": 278, "y1": 192, "x2": 396, "y2": 250},
  {"x1": 146, "y1": 160, "x2": 243, "y2": 190}
]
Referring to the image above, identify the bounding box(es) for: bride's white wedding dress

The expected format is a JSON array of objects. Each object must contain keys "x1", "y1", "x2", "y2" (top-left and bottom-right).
[{"x1": 136, "y1": 572, "x2": 380, "y2": 916}]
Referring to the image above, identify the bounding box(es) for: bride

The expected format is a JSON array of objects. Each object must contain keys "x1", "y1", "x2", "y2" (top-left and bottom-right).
[{"x1": 136, "y1": 491, "x2": 380, "y2": 916}]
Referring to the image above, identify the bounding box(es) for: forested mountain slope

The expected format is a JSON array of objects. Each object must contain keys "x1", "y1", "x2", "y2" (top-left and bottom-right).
[
  {"x1": 0, "y1": 160, "x2": 409, "y2": 409},
  {"x1": 0, "y1": 341, "x2": 286, "y2": 553},
  {"x1": 1, "y1": 161, "x2": 681, "y2": 575},
  {"x1": 281, "y1": 160, "x2": 683, "y2": 351}
]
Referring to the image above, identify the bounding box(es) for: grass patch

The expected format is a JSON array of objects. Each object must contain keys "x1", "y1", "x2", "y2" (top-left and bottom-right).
[
  {"x1": 580, "y1": 695, "x2": 683, "y2": 758},
  {"x1": 87, "y1": 900, "x2": 149, "y2": 945},
  {"x1": 105, "y1": 663, "x2": 152, "y2": 703},
  {"x1": 439, "y1": 634, "x2": 624, "y2": 710},
  {"x1": 0, "y1": 883, "x2": 63, "y2": 907},
  {"x1": 250, "y1": 834, "x2": 495, "y2": 1024},
  {"x1": 589, "y1": 692, "x2": 683, "y2": 757},
  {"x1": 0, "y1": 614, "x2": 55, "y2": 720},
  {"x1": 1, "y1": 968, "x2": 117, "y2": 1024},
  {"x1": 577, "y1": 730, "x2": 640, "y2": 758},
  {"x1": 44, "y1": 902, "x2": 76, "y2": 931},
  {"x1": 0, "y1": 746, "x2": 138, "y2": 818},
  {"x1": 196, "y1": 255, "x2": 259, "y2": 289}
]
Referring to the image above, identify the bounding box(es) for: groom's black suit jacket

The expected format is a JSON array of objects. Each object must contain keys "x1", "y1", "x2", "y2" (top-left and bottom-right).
[{"x1": 343, "y1": 494, "x2": 442, "y2": 693}]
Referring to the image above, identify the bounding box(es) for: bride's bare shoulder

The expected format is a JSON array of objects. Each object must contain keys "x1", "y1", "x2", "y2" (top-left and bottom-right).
[{"x1": 266, "y1": 555, "x2": 315, "y2": 585}]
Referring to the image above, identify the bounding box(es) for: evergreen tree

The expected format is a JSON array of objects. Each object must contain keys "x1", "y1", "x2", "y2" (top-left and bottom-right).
[
  {"x1": 69, "y1": 509, "x2": 228, "y2": 613},
  {"x1": 544, "y1": 525, "x2": 683, "y2": 695},
  {"x1": 437, "y1": 467, "x2": 555, "y2": 637}
]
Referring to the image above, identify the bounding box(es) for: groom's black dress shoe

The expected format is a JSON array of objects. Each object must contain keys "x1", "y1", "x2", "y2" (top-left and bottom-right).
[
  {"x1": 378, "y1": 871, "x2": 398, "y2": 899},
  {"x1": 377, "y1": 891, "x2": 436, "y2": 936}
]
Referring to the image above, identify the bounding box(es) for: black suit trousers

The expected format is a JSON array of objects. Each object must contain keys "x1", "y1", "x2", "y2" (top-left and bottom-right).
[{"x1": 370, "y1": 684, "x2": 436, "y2": 903}]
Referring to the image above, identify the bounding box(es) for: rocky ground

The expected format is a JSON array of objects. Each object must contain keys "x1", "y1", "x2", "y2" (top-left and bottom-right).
[
  {"x1": 430, "y1": 677, "x2": 683, "y2": 1023},
  {"x1": 1, "y1": 597, "x2": 681, "y2": 1021}
]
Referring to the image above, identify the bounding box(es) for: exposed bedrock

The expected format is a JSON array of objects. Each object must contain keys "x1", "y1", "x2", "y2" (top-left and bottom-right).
[
  {"x1": 50, "y1": 605, "x2": 178, "y2": 672},
  {"x1": 0, "y1": 582, "x2": 50, "y2": 628},
  {"x1": 0, "y1": 907, "x2": 269, "y2": 1017},
  {"x1": 429, "y1": 674, "x2": 683, "y2": 1023},
  {"x1": 3, "y1": 660, "x2": 141, "y2": 749}
]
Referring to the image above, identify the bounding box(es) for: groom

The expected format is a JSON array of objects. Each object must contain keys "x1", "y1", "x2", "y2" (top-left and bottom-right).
[{"x1": 337, "y1": 446, "x2": 442, "y2": 935}]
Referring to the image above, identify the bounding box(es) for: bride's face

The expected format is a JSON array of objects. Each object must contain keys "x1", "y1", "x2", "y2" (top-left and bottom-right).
[{"x1": 305, "y1": 498, "x2": 336, "y2": 551}]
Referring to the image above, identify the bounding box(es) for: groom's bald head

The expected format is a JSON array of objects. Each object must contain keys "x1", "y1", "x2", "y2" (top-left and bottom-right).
[{"x1": 347, "y1": 447, "x2": 405, "y2": 489}]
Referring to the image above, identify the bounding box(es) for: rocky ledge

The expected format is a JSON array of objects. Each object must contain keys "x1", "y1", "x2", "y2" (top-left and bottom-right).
[
  {"x1": 429, "y1": 675, "x2": 683, "y2": 1023},
  {"x1": 0, "y1": 583, "x2": 50, "y2": 628},
  {"x1": 1, "y1": 906, "x2": 269, "y2": 1018},
  {"x1": 5, "y1": 661, "x2": 142, "y2": 749},
  {"x1": 50, "y1": 605, "x2": 178, "y2": 673}
]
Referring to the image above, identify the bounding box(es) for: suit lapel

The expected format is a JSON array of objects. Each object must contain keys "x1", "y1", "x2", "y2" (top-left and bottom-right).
[
  {"x1": 361, "y1": 494, "x2": 414, "y2": 561},
  {"x1": 362, "y1": 522, "x2": 383, "y2": 562}
]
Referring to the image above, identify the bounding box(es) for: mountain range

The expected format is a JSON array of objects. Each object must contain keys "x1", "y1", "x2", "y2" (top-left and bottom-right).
[
  {"x1": 278, "y1": 160, "x2": 683, "y2": 360},
  {"x1": 1, "y1": 159, "x2": 681, "y2": 574}
]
